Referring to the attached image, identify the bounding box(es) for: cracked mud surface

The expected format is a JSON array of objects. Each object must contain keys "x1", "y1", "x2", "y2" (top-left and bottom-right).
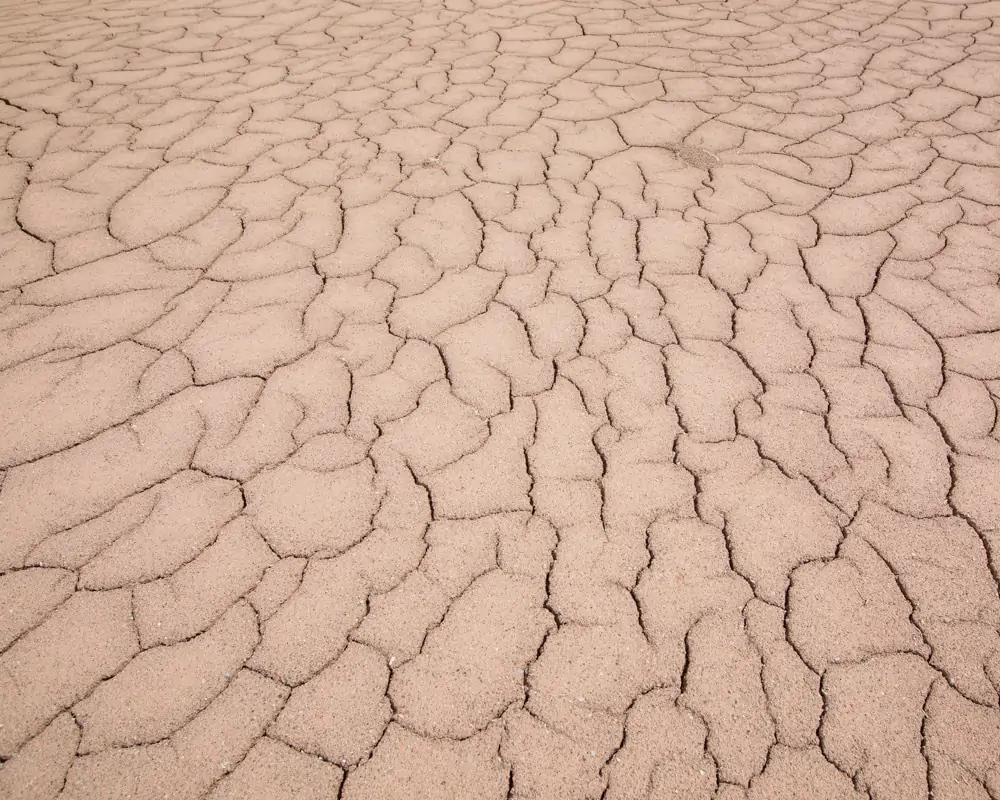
[{"x1": 1, "y1": 0, "x2": 1000, "y2": 797}]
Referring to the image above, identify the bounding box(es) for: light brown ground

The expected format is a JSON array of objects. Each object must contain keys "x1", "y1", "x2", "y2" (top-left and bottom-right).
[{"x1": 1, "y1": 0, "x2": 999, "y2": 797}]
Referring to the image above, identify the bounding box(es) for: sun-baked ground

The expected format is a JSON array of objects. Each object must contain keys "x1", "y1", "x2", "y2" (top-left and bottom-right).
[{"x1": 2, "y1": 0, "x2": 1000, "y2": 798}]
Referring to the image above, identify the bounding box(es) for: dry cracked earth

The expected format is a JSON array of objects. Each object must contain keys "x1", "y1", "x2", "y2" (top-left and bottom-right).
[{"x1": 1, "y1": 0, "x2": 1000, "y2": 798}]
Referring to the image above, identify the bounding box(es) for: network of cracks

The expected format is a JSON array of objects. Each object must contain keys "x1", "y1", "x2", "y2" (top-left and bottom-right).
[{"x1": 2, "y1": 0, "x2": 1000, "y2": 797}]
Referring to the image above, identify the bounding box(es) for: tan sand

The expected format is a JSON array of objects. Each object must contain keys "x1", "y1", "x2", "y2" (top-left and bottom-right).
[{"x1": 1, "y1": 0, "x2": 1000, "y2": 797}]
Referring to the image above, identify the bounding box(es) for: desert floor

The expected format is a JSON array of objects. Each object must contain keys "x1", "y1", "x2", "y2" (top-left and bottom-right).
[{"x1": 1, "y1": 0, "x2": 1000, "y2": 798}]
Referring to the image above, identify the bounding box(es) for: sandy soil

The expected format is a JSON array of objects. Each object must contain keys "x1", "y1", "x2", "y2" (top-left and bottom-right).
[{"x1": 1, "y1": 0, "x2": 1000, "y2": 797}]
